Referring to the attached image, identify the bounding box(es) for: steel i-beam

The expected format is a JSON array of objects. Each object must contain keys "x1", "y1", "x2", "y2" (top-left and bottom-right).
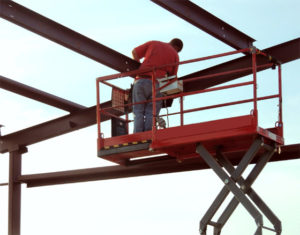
[
  {"x1": 152, "y1": 0, "x2": 255, "y2": 50},
  {"x1": 8, "y1": 147, "x2": 27, "y2": 235},
  {"x1": 181, "y1": 38, "x2": 300, "y2": 92},
  {"x1": 0, "y1": 104, "x2": 120, "y2": 153},
  {"x1": 18, "y1": 144, "x2": 300, "y2": 187},
  {"x1": 0, "y1": 75, "x2": 86, "y2": 112},
  {"x1": 0, "y1": 0, "x2": 140, "y2": 72}
]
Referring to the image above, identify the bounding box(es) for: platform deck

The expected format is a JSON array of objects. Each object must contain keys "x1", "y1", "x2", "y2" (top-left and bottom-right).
[{"x1": 98, "y1": 115, "x2": 283, "y2": 165}]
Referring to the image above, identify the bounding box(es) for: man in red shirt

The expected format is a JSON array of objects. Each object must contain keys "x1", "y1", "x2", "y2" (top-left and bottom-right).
[{"x1": 132, "y1": 38, "x2": 183, "y2": 133}]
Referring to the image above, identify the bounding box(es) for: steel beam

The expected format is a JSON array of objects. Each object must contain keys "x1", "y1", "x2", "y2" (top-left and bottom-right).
[
  {"x1": 0, "y1": 0, "x2": 139, "y2": 72},
  {"x1": 181, "y1": 38, "x2": 300, "y2": 92},
  {"x1": 263, "y1": 37, "x2": 300, "y2": 63},
  {"x1": 8, "y1": 147, "x2": 26, "y2": 235},
  {"x1": 0, "y1": 103, "x2": 122, "y2": 153},
  {"x1": 0, "y1": 75, "x2": 86, "y2": 112},
  {"x1": 151, "y1": 0, "x2": 255, "y2": 50},
  {"x1": 1, "y1": 0, "x2": 298, "y2": 98},
  {"x1": 18, "y1": 144, "x2": 300, "y2": 187}
]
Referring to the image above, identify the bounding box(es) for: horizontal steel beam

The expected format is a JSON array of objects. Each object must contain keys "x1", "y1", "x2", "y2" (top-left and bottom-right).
[
  {"x1": 0, "y1": 104, "x2": 122, "y2": 153},
  {"x1": 152, "y1": 0, "x2": 255, "y2": 50},
  {"x1": 263, "y1": 37, "x2": 300, "y2": 63},
  {"x1": 0, "y1": 0, "x2": 140, "y2": 72},
  {"x1": 181, "y1": 38, "x2": 300, "y2": 92},
  {"x1": 0, "y1": 75, "x2": 86, "y2": 112},
  {"x1": 19, "y1": 144, "x2": 300, "y2": 187},
  {"x1": 0, "y1": 106, "x2": 96, "y2": 153}
]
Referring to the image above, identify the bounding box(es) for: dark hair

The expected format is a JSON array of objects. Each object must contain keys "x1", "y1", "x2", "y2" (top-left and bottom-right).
[{"x1": 170, "y1": 38, "x2": 183, "y2": 52}]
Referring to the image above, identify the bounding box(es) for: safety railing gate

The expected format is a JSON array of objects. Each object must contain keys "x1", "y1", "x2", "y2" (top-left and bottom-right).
[{"x1": 96, "y1": 47, "x2": 284, "y2": 234}]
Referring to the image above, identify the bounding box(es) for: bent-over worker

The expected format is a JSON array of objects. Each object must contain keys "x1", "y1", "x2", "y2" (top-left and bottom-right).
[{"x1": 132, "y1": 38, "x2": 183, "y2": 133}]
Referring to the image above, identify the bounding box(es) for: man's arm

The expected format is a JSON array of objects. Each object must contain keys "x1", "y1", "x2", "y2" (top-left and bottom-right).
[
  {"x1": 171, "y1": 54, "x2": 180, "y2": 76},
  {"x1": 132, "y1": 41, "x2": 151, "y2": 63},
  {"x1": 132, "y1": 49, "x2": 140, "y2": 62},
  {"x1": 172, "y1": 66, "x2": 178, "y2": 77}
]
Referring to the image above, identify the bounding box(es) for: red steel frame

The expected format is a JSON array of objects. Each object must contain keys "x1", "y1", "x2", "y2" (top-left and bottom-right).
[{"x1": 96, "y1": 47, "x2": 284, "y2": 163}]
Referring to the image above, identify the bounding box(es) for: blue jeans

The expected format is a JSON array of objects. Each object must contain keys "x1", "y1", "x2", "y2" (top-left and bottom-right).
[{"x1": 132, "y1": 79, "x2": 162, "y2": 133}]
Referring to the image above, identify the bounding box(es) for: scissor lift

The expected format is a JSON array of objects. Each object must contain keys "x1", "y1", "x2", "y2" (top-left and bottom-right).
[{"x1": 96, "y1": 48, "x2": 284, "y2": 234}]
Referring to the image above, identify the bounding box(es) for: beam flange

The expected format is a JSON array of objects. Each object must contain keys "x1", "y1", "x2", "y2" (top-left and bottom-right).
[
  {"x1": 152, "y1": 0, "x2": 255, "y2": 50},
  {"x1": 0, "y1": 75, "x2": 86, "y2": 112},
  {"x1": 0, "y1": 104, "x2": 122, "y2": 153},
  {"x1": 0, "y1": 0, "x2": 139, "y2": 72},
  {"x1": 181, "y1": 38, "x2": 300, "y2": 92},
  {"x1": 18, "y1": 144, "x2": 300, "y2": 187}
]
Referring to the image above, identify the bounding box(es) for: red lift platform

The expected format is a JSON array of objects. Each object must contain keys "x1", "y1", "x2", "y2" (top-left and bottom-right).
[{"x1": 96, "y1": 47, "x2": 284, "y2": 234}]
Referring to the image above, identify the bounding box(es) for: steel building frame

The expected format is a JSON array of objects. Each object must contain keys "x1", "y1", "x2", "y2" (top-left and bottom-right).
[{"x1": 0, "y1": 0, "x2": 300, "y2": 234}]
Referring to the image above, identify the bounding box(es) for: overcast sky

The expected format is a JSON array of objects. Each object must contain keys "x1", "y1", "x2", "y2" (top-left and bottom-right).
[{"x1": 0, "y1": 0, "x2": 299, "y2": 234}]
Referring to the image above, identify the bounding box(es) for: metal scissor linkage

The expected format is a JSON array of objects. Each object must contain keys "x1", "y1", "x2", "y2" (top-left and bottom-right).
[{"x1": 196, "y1": 137, "x2": 282, "y2": 235}]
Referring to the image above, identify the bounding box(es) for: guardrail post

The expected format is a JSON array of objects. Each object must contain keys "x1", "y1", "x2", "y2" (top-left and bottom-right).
[{"x1": 251, "y1": 47, "x2": 258, "y2": 127}]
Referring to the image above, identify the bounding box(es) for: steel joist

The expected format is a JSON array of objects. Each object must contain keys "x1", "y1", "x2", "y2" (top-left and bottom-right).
[
  {"x1": 0, "y1": 75, "x2": 86, "y2": 112},
  {"x1": 152, "y1": 0, "x2": 255, "y2": 50},
  {"x1": 17, "y1": 144, "x2": 300, "y2": 187},
  {"x1": 0, "y1": 104, "x2": 122, "y2": 154},
  {"x1": 0, "y1": 0, "x2": 139, "y2": 72},
  {"x1": 181, "y1": 38, "x2": 300, "y2": 92}
]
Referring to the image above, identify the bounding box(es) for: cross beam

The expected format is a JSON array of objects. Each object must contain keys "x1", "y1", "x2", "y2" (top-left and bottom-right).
[
  {"x1": 18, "y1": 144, "x2": 300, "y2": 187},
  {"x1": 0, "y1": 104, "x2": 120, "y2": 153},
  {"x1": 0, "y1": 75, "x2": 86, "y2": 112},
  {"x1": 152, "y1": 0, "x2": 255, "y2": 50},
  {"x1": 181, "y1": 38, "x2": 300, "y2": 92},
  {"x1": 0, "y1": 0, "x2": 140, "y2": 72}
]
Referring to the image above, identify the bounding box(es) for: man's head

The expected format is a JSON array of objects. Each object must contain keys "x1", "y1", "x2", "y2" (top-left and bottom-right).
[{"x1": 170, "y1": 38, "x2": 183, "y2": 52}]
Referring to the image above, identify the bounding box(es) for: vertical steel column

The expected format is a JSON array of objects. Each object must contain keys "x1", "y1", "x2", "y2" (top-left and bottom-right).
[{"x1": 8, "y1": 147, "x2": 26, "y2": 235}]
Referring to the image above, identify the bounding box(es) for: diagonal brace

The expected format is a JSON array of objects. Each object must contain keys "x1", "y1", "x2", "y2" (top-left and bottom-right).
[
  {"x1": 196, "y1": 138, "x2": 263, "y2": 234},
  {"x1": 196, "y1": 139, "x2": 266, "y2": 234},
  {"x1": 214, "y1": 146, "x2": 281, "y2": 234}
]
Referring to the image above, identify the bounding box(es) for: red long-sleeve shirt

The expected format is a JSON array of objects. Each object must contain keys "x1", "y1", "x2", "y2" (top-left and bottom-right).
[{"x1": 134, "y1": 40, "x2": 179, "y2": 79}]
